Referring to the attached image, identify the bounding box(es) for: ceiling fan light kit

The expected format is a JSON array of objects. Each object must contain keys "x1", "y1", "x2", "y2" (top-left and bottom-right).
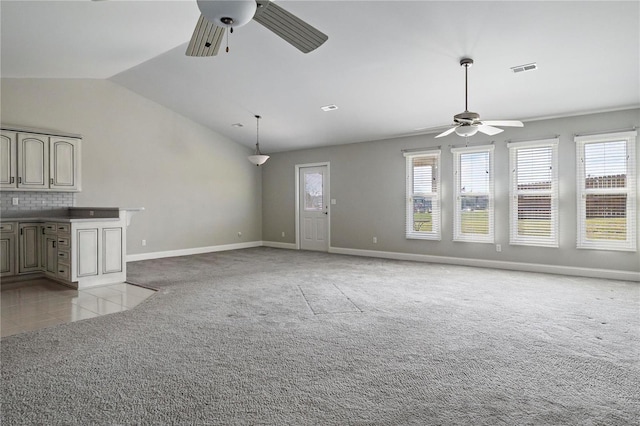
[
  {"x1": 454, "y1": 124, "x2": 479, "y2": 137},
  {"x1": 435, "y1": 57, "x2": 524, "y2": 139}
]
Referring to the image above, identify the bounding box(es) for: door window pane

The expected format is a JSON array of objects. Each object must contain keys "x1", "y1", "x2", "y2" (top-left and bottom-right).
[{"x1": 304, "y1": 172, "x2": 323, "y2": 211}]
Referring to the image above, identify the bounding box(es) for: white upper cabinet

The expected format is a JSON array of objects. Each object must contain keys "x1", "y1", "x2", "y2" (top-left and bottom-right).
[
  {"x1": 0, "y1": 131, "x2": 17, "y2": 189},
  {"x1": 0, "y1": 129, "x2": 81, "y2": 192},
  {"x1": 18, "y1": 133, "x2": 49, "y2": 190},
  {"x1": 50, "y1": 137, "x2": 80, "y2": 191}
]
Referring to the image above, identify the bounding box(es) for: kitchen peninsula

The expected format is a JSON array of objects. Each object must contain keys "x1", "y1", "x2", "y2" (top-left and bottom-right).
[{"x1": 1, "y1": 207, "x2": 143, "y2": 289}]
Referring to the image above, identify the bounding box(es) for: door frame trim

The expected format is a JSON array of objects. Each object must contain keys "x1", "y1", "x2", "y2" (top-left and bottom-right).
[{"x1": 295, "y1": 162, "x2": 330, "y2": 250}]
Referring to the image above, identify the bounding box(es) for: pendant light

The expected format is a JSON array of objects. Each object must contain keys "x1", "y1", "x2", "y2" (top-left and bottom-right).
[{"x1": 247, "y1": 115, "x2": 269, "y2": 166}]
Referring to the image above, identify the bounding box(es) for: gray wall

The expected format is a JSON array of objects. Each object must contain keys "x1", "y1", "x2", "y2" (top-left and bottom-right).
[
  {"x1": 263, "y1": 108, "x2": 640, "y2": 274},
  {"x1": 1, "y1": 78, "x2": 262, "y2": 255}
]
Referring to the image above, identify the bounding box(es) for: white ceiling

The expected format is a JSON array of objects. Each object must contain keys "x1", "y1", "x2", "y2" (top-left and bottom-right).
[{"x1": 2, "y1": 1, "x2": 639, "y2": 152}]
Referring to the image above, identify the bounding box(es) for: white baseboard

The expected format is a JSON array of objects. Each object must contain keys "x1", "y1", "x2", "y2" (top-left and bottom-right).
[
  {"x1": 329, "y1": 246, "x2": 640, "y2": 282},
  {"x1": 261, "y1": 241, "x2": 297, "y2": 250},
  {"x1": 126, "y1": 241, "x2": 262, "y2": 262}
]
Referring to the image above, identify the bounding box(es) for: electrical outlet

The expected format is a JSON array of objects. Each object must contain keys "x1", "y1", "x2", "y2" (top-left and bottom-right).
[
  {"x1": 237, "y1": 231, "x2": 242, "y2": 238},
  {"x1": 496, "y1": 244, "x2": 502, "y2": 252},
  {"x1": 373, "y1": 237, "x2": 377, "y2": 244},
  {"x1": 12, "y1": 197, "x2": 18, "y2": 206},
  {"x1": 142, "y1": 239, "x2": 146, "y2": 246},
  {"x1": 89, "y1": 210, "x2": 94, "y2": 216},
  {"x1": 281, "y1": 232, "x2": 285, "y2": 237}
]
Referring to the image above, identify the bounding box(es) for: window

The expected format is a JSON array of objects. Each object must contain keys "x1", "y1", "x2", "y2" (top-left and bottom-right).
[
  {"x1": 452, "y1": 145, "x2": 494, "y2": 243},
  {"x1": 508, "y1": 139, "x2": 559, "y2": 247},
  {"x1": 575, "y1": 131, "x2": 637, "y2": 251},
  {"x1": 304, "y1": 172, "x2": 323, "y2": 211},
  {"x1": 405, "y1": 150, "x2": 441, "y2": 240}
]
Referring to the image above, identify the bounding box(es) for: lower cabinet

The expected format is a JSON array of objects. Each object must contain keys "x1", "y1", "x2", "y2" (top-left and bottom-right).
[
  {"x1": 70, "y1": 221, "x2": 126, "y2": 288},
  {"x1": 1, "y1": 216, "x2": 126, "y2": 289},
  {"x1": 43, "y1": 234, "x2": 58, "y2": 276},
  {"x1": 0, "y1": 223, "x2": 17, "y2": 277},
  {"x1": 19, "y1": 223, "x2": 42, "y2": 273}
]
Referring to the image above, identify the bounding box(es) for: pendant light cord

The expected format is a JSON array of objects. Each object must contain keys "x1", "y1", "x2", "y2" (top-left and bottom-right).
[{"x1": 255, "y1": 115, "x2": 261, "y2": 154}]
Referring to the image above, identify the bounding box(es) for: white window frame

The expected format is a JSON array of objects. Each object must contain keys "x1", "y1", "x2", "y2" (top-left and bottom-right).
[
  {"x1": 404, "y1": 150, "x2": 441, "y2": 240},
  {"x1": 508, "y1": 138, "x2": 559, "y2": 247},
  {"x1": 452, "y1": 145, "x2": 494, "y2": 243},
  {"x1": 575, "y1": 131, "x2": 637, "y2": 251}
]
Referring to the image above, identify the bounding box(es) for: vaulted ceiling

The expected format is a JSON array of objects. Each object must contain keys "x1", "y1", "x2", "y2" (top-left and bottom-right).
[{"x1": 2, "y1": 1, "x2": 638, "y2": 152}]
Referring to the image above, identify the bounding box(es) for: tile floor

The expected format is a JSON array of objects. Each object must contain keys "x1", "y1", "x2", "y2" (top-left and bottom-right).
[{"x1": 1, "y1": 278, "x2": 156, "y2": 338}]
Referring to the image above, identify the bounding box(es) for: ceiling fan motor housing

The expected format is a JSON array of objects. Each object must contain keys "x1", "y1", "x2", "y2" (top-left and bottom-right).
[
  {"x1": 454, "y1": 111, "x2": 480, "y2": 124},
  {"x1": 197, "y1": 0, "x2": 257, "y2": 28}
]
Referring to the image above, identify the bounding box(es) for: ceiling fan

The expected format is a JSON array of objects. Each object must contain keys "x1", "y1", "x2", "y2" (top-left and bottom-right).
[
  {"x1": 435, "y1": 58, "x2": 523, "y2": 138},
  {"x1": 186, "y1": 0, "x2": 328, "y2": 57}
]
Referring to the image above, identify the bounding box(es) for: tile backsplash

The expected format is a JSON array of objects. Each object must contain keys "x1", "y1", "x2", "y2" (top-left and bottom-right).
[{"x1": 0, "y1": 191, "x2": 76, "y2": 213}]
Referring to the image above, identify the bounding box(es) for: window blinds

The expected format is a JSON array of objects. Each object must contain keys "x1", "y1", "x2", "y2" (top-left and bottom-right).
[
  {"x1": 508, "y1": 139, "x2": 559, "y2": 247},
  {"x1": 575, "y1": 131, "x2": 637, "y2": 251},
  {"x1": 452, "y1": 145, "x2": 494, "y2": 243},
  {"x1": 404, "y1": 150, "x2": 441, "y2": 240}
]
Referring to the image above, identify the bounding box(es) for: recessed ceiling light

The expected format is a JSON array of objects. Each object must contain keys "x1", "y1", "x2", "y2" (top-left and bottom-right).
[
  {"x1": 510, "y1": 62, "x2": 538, "y2": 73},
  {"x1": 321, "y1": 104, "x2": 338, "y2": 112},
  {"x1": 231, "y1": 123, "x2": 243, "y2": 128}
]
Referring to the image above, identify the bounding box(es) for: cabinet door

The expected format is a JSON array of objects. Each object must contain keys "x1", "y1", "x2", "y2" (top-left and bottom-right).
[
  {"x1": 44, "y1": 235, "x2": 58, "y2": 276},
  {"x1": 103, "y1": 227, "x2": 123, "y2": 274},
  {"x1": 0, "y1": 233, "x2": 16, "y2": 277},
  {"x1": 39, "y1": 224, "x2": 47, "y2": 268},
  {"x1": 50, "y1": 137, "x2": 80, "y2": 190},
  {"x1": 19, "y1": 223, "x2": 41, "y2": 273},
  {"x1": 0, "y1": 131, "x2": 17, "y2": 189},
  {"x1": 17, "y1": 133, "x2": 49, "y2": 189},
  {"x1": 77, "y1": 228, "x2": 98, "y2": 277}
]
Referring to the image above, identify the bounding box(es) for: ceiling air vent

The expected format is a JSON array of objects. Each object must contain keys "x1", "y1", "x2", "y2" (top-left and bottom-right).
[
  {"x1": 321, "y1": 104, "x2": 339, "y2": 112},
  {"x1": 510, "y1": 62, "x2": 538, "y2": 73}
]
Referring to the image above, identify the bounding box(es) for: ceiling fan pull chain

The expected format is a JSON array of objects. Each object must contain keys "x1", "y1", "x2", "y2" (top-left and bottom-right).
[{"x1": 226, "y1": 28, "x2": 230, "y2": 53}]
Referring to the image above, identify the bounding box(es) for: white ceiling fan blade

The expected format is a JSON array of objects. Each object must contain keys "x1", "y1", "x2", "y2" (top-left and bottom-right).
[
  {"x1": 477, "y1": 125, "x2": 504, "y2": 136},
  {"x1": 186, "y1": 15, "x2": 225, "y2": 57},
  {"x1": 482, "y1": 120, "x2": 524, "y2": 127},
  {"x1": 435, "y1": 126, "x2": 458, "y2": 138},
  {"x1": 253, "y1": 0, "x2": 328, "y2": 53}
]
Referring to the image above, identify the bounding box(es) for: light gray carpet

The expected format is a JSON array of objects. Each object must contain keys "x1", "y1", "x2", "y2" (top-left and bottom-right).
[{"x1": 2, "y1": 247, "x2": 639, "y2": 425}]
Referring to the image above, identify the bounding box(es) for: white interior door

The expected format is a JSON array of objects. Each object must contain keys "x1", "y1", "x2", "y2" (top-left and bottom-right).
[{"x1": 299, "y1": 166, "x2": 329, "y2": 251}]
